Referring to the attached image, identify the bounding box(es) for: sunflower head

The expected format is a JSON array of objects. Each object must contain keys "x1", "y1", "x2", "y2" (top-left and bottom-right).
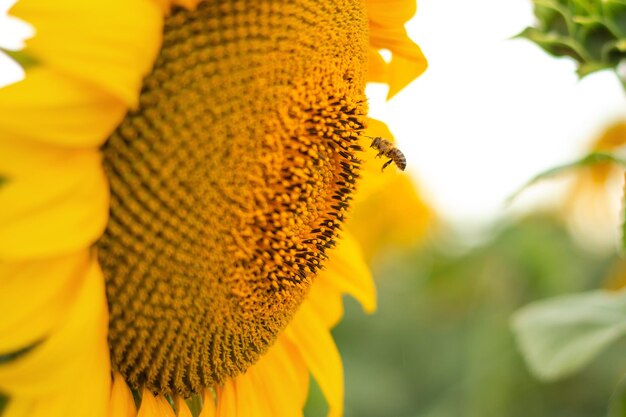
[
  {"x1": 0, "y1": 0, "x2": 430, "y2": 414},
  {"x1": 97, "y1": 0, "x2": 368, "y2": 396}
]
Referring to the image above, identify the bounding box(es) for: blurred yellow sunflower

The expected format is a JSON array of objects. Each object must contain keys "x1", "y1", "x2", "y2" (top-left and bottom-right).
[
  {"x1": 563, "y1": 121, "x2": 626, "y2": 250},
  {"x1": 0, "y1": 1, "x2": 427, "y2": 416}
]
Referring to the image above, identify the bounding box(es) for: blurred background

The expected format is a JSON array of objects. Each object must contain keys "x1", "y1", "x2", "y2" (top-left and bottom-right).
[
  {"x1": 310, "y1": 215, "x2": 626, "y2": 417},
  {"x1": 307, "y1": 0, "x2": 626, "y2": 416},
  {"x1": 4, "y1": 0, "x2": 626, "y2": 415}
]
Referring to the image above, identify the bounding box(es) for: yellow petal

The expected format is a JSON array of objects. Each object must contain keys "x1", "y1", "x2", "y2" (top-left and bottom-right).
[
  {"x1": 138, "y1": 390, "x2": 176, "y2": 417},
  {"x1": 2, "y1": 398, "x2": 31, "y2": 417},
  {"x1": 367, "y1": 0, "x2": 416, "y2": 25},
  {"x1": 324, "y1": 233, "x2": 376, "y2": 313},
  {"x1": 282, "y1": 339, "x2": 310, "y2": 408},
  {"x1": 11, "y1": 0, "x2": 163, "y2": 107},
  {"x1": 174, "y1": 397, "x2": 192, "y2": 417},
  {"x1": 0, "y1": 68, "x2": 127, "y2": 147},
  {"x1": 247, "y1": 338, "x2": 308, "y2": 417},
  {"x1": 0, "y1": 146, "x2": 109, "y2": 260},
  {"x1": 198, "y1": 390, "x2": 216, "y2": 417},
  {"x1": 347, "y1": 175, "x2": 434, "y2": 261},
  {"x1": 110, "y1": 373, "x2": 138, "y2": 417},
  {"x1": 0, "y1": 254, "x2": 110, "y2": 417},
  {"x1": 367, "y1": 0, "x2": 427, "y2": 98},
  {"x1": 215, "y1": 382, "x2": 237, "y2": 417},
  {"x1": 385, "y1": 48, "x2": 427, "y2": 99},
  {"x1": 216, "y1": 374, "x2": 273, "y2": 417},
  {"x1": 285, "y1": 303, "x2": 343, "y2": 417},
  {"x1": 307, "y1": 275, "x2": 344, "y2": 328},
  {"x1": 3, "y1": 395, "x2": 106, "y2": 417},
  {"x1": 0, "y1": 251, "x2": 89, "y2": 353},
  {"x1": 234, "y1": 370, "x2": 272, "y2": 417},
  {"x1": 367, "y1": 49, "x2": 387, "y2": 84}
]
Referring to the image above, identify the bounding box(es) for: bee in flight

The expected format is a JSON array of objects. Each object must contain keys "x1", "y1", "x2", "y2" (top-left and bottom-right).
[{"x1": 366, "y1": 136, "x2": 407, "y2": 172}]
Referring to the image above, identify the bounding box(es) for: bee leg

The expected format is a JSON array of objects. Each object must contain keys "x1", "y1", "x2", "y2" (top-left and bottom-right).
[
  {"x1": 381, "y1": 159, "x2": 393, "y2": 172},
  {"x1": 375, "y1": 150, "x2": 384, "y2": 158}
]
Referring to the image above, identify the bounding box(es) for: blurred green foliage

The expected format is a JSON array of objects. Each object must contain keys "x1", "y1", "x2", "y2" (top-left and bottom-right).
[
  {"x1": 519, "y1": 0, "x2": 626, "y2": 87},
  {"x1": 306, "y1": 215, "x2": 626, "y2": 417}
]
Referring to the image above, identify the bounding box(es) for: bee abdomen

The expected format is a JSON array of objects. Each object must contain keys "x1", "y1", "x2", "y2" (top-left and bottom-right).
[
  {"x1": 394, "y1": 150, "x2": 406, "y2": 170},
  {"x1": 390, "y1": 149, "x2": 406, "y2": 170}
]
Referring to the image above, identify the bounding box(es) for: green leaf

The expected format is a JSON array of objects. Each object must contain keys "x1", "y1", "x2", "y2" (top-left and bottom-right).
[
  {"x1": 609, "y1": 374, "x2": 626, "y2": 417},
  {"x1": 577, "y1": 61, "x2": 612, "y2": 76},
  {"x1": 517, "y1": 27, "x2": 587, "y2": 61},
  {"x1": 506, "y1": 151, "x2": 626, "y2": 205},
  {"x1": 606, "y1": 1, "x2": 626, "y2": 32},
  {"x1": 522, "y1": 0, "x2": 626, "y2": 79},
  {"x1": 511, "y1": 289, "x2": 626, "y2": 381}
]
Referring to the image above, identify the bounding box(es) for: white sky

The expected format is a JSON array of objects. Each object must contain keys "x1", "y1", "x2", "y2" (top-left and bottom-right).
[{"x1": 367, "y1": 0, "x2": 626, "y2": 235}]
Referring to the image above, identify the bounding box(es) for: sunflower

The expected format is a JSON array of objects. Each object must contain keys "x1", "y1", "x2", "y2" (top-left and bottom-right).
[
  {"x1": 563, "y1": 121, "x2": 626, "y2": 250},
  {"x1": 0, "y1": 1, "x2": 427, "y2": 416}
]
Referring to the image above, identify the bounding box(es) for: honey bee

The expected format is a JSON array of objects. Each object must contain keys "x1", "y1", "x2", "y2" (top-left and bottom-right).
[{"x1": 367, "y1": 136, "x2": 407, "y2": 172}]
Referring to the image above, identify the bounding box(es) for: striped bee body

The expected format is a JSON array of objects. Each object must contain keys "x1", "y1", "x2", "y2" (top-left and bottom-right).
[{"x1": 369, "y1": 136, "x2": 406, "y2": 171}]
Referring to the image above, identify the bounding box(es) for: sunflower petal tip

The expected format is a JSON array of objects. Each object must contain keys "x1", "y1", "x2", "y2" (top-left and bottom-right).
[
  {"x1": 385, "y1": 55, "x2": 428, "y2": 100},
  {"x1": 363, "y1": 298, "x2": 378, "y2": 314}
]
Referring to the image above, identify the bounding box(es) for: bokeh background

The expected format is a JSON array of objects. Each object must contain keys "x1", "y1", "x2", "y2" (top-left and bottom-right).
[
  {"x1": 307, "y1": 214, "x2": 626, "y2": 417},
  {"x1": 307, "y1": 0, "x2": 626, "y2": 416}
]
